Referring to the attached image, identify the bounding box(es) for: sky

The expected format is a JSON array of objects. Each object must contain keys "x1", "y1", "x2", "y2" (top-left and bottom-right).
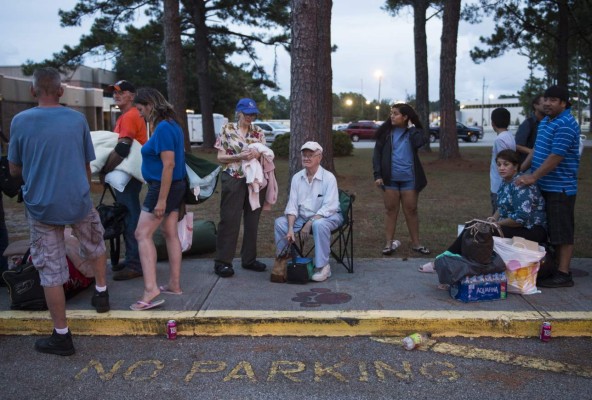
[{"x1": 0, "y1": 0, "x2": 533, "y2": 104}]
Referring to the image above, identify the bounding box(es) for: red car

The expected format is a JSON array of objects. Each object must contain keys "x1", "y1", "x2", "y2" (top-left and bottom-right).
[{"x1": 344, "y1": 121, "x2": 381, "y2": 142}]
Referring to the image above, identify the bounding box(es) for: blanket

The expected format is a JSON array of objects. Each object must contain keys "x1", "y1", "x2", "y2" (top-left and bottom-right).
[{"x1": 90, "y1": 131, "x2": 144, "y2": 184}]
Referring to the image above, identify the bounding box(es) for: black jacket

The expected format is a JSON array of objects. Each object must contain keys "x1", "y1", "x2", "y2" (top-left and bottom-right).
[{"x1": 372, "y1": 126, "x2": 428, "y2": 192}]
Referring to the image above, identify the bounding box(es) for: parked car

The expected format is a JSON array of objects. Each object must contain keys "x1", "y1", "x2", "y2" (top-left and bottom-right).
[
  {"x1": 253, "y1": 121, "x2": 290, "y2": 143},
  {"x1": 428, "y1": 122, "x2": 482, "y2": 143},
  {"x1": 344, "y1": 121, "x2": 381, "y2": 142}
]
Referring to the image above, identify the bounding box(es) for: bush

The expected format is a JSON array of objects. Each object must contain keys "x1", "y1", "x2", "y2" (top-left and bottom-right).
[
  {"x1": 332, "y1": 130, "x2": 354, "y2": 156},
  {"x1": 270, "y1": 132, "x2": 291, "y2": 157},
  {"x1": 269, "y1": 131, "x2": 354, "y2": 157}
]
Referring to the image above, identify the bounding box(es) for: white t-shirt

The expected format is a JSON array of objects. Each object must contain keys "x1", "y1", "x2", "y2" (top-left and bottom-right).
[{"x1": 490, "y1": 130, "x2": 516, "y2": 193}]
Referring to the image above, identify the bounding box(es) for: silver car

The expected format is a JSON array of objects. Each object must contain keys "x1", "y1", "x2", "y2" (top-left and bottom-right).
[{"x1": 253, "y1": 121, "x2": 290, "y2": 143}]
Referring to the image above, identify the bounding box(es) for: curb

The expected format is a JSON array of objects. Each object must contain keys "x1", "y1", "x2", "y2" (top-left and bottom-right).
[{"x1": 2, "y1": 310, "x2": 592, "y2": 338}]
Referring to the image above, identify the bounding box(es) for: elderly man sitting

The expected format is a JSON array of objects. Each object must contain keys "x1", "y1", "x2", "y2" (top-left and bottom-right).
[{"x1": 274, "y1": 141, "x2": 343, "y2": 282}]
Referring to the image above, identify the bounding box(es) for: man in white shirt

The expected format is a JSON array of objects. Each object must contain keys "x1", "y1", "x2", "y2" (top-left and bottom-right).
[{"x1": 274, "y1": 141, "x2": 343, "y2": 282}]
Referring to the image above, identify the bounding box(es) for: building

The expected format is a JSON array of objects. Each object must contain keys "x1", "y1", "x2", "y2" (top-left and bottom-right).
[
  {"x1": 459, "y1": 97, "x2": 525, "y2": 128},
  {"x1": 0, "y1": 66, "x2": 117, "y2": 136}
]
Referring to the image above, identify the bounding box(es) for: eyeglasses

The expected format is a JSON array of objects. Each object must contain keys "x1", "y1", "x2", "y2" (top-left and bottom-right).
[
  {"x1": 243, "y1": 113, "x2": 258, "y2": 118},
  {"x1": 301, "y1": 153, "x2": 320, "y2": 160}
]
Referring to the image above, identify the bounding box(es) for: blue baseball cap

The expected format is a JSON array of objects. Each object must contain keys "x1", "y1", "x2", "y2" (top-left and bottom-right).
[{"x1": 235, "y1": 98, "x2": 260, "y2": 114}]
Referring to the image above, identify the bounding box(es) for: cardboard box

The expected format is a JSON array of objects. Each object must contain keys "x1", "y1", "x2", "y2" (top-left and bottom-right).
[{"x1": 450, "y1": 275, "x2": 507, "y2": 303}]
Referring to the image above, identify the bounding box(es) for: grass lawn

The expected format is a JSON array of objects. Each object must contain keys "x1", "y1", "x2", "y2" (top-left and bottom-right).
[{"x1": 3, "y1": 146, "x2": 591, "y2": 259}]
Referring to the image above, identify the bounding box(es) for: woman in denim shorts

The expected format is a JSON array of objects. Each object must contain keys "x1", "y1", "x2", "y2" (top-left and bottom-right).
[{"x1": 131, "y1": 88, "x2": 186, "y2": 310}]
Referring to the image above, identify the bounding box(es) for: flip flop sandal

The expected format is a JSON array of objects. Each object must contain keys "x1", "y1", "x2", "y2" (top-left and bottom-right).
[
  {"x1": 159, "y1": 285, "x2": 183, "y2": 295},
  {"x1": 418, "y1": 262, "x2": 436, "y2": 273},
  {"x1": 412, "y1": 246, "x2": 431, "y2": 255},
  {"x1": 130, "y1": 299, "x2": 165, "y2": 311},
  {"x1": 382, "y1": 240, "x2": 401, "y2": 256}
]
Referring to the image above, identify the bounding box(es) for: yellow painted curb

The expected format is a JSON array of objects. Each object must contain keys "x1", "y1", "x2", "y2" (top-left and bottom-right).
[{"x1": 1, "y1": 310, "x2": 591, "y2": 337}]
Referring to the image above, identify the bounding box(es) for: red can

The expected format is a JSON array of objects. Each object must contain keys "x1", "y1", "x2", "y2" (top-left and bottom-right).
[
  {"x1": 539, "y1": 321, "x2": 551, "y2": 342},
  {"x1": 166, "y1": 320, "x2": 177, "y2": 340}
]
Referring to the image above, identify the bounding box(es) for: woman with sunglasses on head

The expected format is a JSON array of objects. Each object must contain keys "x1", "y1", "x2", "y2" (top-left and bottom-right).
[
  {"x1": 373, "y1": 103, "x2": 430, "y2": 257},
  {"x1": 131, "y1": 87, "x2": 186, "y2": 310},
  {"x1": 213, "y1": 98, "x2": 268, "y2": 278}
]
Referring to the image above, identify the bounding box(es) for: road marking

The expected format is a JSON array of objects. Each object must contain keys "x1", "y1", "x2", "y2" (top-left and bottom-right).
[{"x1": 371, "y1": 337, "x2": 592, "y2": 378}]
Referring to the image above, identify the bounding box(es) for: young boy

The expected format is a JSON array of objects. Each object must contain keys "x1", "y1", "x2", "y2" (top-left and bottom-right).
[{"x1": 489, "y1": 107, "x2": 516, "y2": 213}]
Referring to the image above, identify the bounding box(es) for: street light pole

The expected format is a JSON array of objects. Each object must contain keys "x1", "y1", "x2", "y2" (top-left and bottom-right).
[{"x1": 375, "y1": 70, "x2": 383, "y2": 121}]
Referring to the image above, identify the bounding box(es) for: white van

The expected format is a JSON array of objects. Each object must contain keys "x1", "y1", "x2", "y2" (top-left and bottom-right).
[{"x1": 187, "y1": 113, "x2": 228, "y2": 144}]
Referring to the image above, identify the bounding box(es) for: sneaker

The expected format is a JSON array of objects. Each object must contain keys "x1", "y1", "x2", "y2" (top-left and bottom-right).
[
  {"x1": 537, "y1": 271, "x2": 574, "y2": 288},
  {"x1": 242, "y1": 260, "x2": 267, "y2": 272},
  {"x1": 34, "y1": 329, "x2": 75, "y2": 356},
  {"x1": 311, "y1": 264, "x2": 331, "y2": 282},
  {"x1": 111, "y1": 262, "x2": 126, "y2": 272},
  {"x1": 214, "y1": 263, "x2": 234, "y2": 278},
  {"x1": 112, "y1": 267, "x2": 143, "y2": 281},
  {"x1": 91, "y1": 289, "x2": 110, "y2": 313}
]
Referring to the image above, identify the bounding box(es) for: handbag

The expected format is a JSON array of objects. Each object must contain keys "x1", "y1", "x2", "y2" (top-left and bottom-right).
[
  {"x1": 270, "y1": 242, "x2": 291, "y2": 283},
  {"x1": 286, "y1": 257, "x2": 314, "y2": 284},
  {"x1": 96, "y1": 185, "x2": 128, "y2": 240},
  {"x1": 0, "y1": 155, "x2": 23, "y2": 198},
  {"x1": 461, "y1": 219, "x2": 503, "y2": 265},
  {"x1": 177, "y1": 211, "x2": 194, "y2": 253}
]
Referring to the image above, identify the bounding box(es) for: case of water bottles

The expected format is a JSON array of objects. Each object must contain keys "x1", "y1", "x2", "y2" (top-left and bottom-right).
[{"x1": 449, "y1": 272, "x2": 507, "y2": 303}]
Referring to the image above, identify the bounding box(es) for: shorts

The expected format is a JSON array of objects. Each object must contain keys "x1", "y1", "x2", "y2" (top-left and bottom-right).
[
  {"x1": 385, "y1": 180, "x2": 415, "y2": 191},
  {"x1": 542, "y1": 191, "x2": 576, "y2": 245},
  {"x1": 142, "y1": 180, "x2": 186, "y2": 214},
  {"x1": 28, "y1": 208, "x2": 106, "y2": 287}
]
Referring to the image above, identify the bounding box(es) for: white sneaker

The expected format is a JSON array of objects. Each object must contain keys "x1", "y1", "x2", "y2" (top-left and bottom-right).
[{"x1": 312, "y1": 264, "x2": 331, "y2": 282}]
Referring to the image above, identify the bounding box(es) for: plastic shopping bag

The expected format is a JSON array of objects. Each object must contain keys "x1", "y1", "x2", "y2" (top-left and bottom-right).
[
  {"x1": 493, "y1": 237, "x2": 546, "y2": 295},
  {"x1": 177, "y1": 212, "x2": 194, "y2": 253}
]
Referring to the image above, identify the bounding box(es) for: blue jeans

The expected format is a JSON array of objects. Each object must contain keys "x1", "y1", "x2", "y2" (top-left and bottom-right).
[{"x1": 114, "y1": 178, "x2": 142, "y2": 271}]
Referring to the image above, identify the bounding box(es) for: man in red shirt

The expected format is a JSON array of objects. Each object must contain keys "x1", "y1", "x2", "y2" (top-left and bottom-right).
[{"x1": 103, "y1": 80, "x2": 147, "y2": 280}]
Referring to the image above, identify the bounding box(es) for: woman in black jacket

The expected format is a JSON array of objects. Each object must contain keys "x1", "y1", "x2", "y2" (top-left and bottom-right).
[{"x1": 373, "y1": 103, "x2": 430, "y2": 256}]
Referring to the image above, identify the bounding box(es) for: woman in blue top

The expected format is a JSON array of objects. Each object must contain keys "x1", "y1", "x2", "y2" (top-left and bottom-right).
[
  {"x1": 419, "y1": 150, "x2": 547, "y2": 273},
  {"x1": 488, "y1": 149, "x2": 547, "y2": 242},
  {"x1": 373, "y1": 103, "x2": 430, "y2": 256},
  {"x1": 131, "y1": 88, "x2": 186, "y2": 310}
]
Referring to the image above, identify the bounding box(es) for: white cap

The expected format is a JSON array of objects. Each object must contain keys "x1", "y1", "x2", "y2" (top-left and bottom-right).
[{"x1": 300, "y1": 141, "x2": 323, "y2": 153}]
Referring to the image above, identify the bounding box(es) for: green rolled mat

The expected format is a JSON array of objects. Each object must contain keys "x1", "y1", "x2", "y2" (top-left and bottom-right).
[{"x1": 154, "y1": 220, "x2": 217, "y2": 261}]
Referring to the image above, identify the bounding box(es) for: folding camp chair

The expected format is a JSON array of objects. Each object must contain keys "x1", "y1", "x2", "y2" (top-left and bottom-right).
[{"x1": 295, "y1": 189, "x2": 355, "y2": 273}]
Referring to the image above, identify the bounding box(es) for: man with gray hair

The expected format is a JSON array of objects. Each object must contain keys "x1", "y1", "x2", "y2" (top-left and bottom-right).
[
  {"x1": 9, "y1": 67, "x2": 109, "y2": 355},
  {"x1": 274, "y1": 141, "x2": 343, "y2": 282}
]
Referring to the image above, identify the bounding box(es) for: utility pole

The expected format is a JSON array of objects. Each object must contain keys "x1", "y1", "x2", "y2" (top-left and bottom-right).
[{"x1": 481, "y1": 77, "x2": 485, "y2": 127}]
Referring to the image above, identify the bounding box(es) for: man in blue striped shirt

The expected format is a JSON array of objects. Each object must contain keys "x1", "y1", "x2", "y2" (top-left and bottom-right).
[{"x1": 518, "y1": 85, "x2": 580, "y2": 288}]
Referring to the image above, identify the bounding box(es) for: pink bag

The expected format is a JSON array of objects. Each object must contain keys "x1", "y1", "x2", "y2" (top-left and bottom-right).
[{"x1": 177, "y1": 212, "x2": 194, "y2": 253}]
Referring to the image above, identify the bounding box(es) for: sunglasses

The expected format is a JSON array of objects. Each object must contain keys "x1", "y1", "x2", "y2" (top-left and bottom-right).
[{"x1": 243, "y1": 113, "x2": 258, "y2": 118}]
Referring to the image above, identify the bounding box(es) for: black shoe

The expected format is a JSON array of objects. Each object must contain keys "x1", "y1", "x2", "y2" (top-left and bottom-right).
[
  {"x1": 91, "y1": 289, "x2": 110, "y2": 313},
  {"x1": 111, "y1": 262, "x2": 126, "y2": 272},
  {"x1": 242, "y1": 260, "x2": 267, "y2": 272},
  {"x1": 113, "y1": 267, "x2": 143, "y2": 281},
  {"x1": 214, "y1": 263, "x2": 234, "y2": 278},
  {"x1": 34, "y1": 329, "x2": 75, "y2": 356},
  {"x1": 537, "y1": 271, "x2": 574, "y2": 288}
]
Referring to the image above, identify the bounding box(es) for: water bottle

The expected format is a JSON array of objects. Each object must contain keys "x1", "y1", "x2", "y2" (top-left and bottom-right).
[{"x1": 402, "y1": 333, "x2": 429, "y2": 350}]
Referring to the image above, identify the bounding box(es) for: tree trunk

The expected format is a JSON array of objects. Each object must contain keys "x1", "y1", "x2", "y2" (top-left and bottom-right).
[
  {"x1": 289, "y1": 0, "x2": 334, "y2": 179},
  {"x1": 163, "y1": 0, "x2": 190, "y2": 151},
  {"x1": 414, "y1": 0, "x2": 431, "y2": 151},
  {"x1": 556, "y1": 0, "x2": 569, "y2": 87},
  {"x1": 438, "y1": 0, "x2": 461, "y2": 160},
  {"x1": 192, "y1": 0, "x2": 216, "y2": 149}
]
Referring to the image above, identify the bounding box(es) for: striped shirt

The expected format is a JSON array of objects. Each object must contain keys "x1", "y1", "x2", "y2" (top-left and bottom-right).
[{"x1": 531, "y1": 109, "x2": 580, "y2": 195}]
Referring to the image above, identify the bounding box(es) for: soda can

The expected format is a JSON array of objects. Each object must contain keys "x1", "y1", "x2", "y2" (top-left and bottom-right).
[
  {"x1": 539, "y1": 321, "x2": 551, "y2": 342},
  {"x1": 166, "y1": 320, "x2": 177, "y2": 340}
]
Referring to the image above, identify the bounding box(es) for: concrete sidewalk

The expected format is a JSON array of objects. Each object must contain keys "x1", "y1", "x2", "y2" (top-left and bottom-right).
[{"x1": 1, "y1": 257, "x2": 591, "y2": 338}]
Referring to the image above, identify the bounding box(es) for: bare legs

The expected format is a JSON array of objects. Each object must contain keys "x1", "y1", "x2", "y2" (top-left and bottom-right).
[
  {"x1": 135, "y1": 210, "x2": 181, "y2": 303},
  {"x1": 382, "y1": 189, "x2": 422, "y2": 248}
]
